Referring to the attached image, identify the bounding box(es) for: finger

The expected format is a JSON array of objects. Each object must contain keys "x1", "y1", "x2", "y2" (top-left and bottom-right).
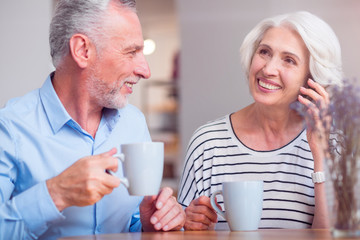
[
  {"x1": 299, "y1": 86, "x2": 320, "y2": 103},
  {"x1": 143, "y1": 195, "x2": 157, "y2": 205},
  {"x1": 307, "y1": 79, "x2": 329, "y2": 101},
  {"x1": 298, "y1": 95, "x2": 326, "y2": 137},
  {"x1": 79, "y1": 158, "x2": 120, "y2": 190},
  {"x1": 161, "y1": 208, "x2": 186, "y2": 231},
  {"x1": 154, "y1": 187, "x2": 173, "y2": 209},
  {"x1": 151, "y1": 196, "x2": 177, "y2": 228},
  {"x1": 103, "y1": 147, "x2": 118, "y2": 157},
  {"x1": 214, "y1": 197, "x2": 223, "y2": 211},
  {"x1": 90, "y1": 179, "x2": 114, "y2": 197},
  {"x1": 96, "y1": 153, "x2": 120, "y2": 175},
  {"x1": 158, "y1": 197, "x2": 186, "y2": 231},
  {"x1": 298, "y1": 95, "x2": 322, "y2": 118},
  {"x1": 85, "y1": 150, "x2": 118, "y2": 170},
  {"x1": 190, "y1": 196, "x2": 218, "y2": 222},
  {"x1": 140, "y1": 195, "x2": 158, "y2": 213},
  {"x1": 154, "y1": 204, "x2": 178, "y2": 230},
  {"x1": 186, "y1": 204, "x2": 218, "y2": 223},
  {"x1": 84, "y1": 151, "x2": 121, "y2": 188},
  {"x1": 194, "y1": 195, "x2": 213, "y2": 208},
  {"x1": 298, "y1": 94, "x2": 316, "y2": 109},
  {"x1": 75, "y1": 177, "x2": 115, "y2": 206},
  {"x1": 300, "y1": 80, "x2": 329, "y2": 106},
  {"x1": 102, "y1": 171, "x2": 121, "y2": 188},
  {"x1": 104, "y1": 157, "x2": 120, "y2": 175},
  {"x1": 185, "y1": 220, "x2": 213, "y2": 230},
  {"x1": 186, "y1": 209, "x2": 214, "y2": 226}
]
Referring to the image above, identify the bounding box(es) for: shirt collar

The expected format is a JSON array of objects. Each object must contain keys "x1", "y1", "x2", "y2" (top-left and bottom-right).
[
  {"x1": 40, "y1": 72, "x2": 121, "y2": 134},
  {"x1": 103, "y1": 108, "x2": 121, "y2": 130},
  {"x1": 39, "y1": 72, "x2": 72, "y2": 134}
]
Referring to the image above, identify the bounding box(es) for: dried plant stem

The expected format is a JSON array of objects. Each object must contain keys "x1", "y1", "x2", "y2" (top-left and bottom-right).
[
  {"x1": 332, "y1": 174, "x2": 357, "y2": 229},
  {"x1": 329, "y1": 128, "x2": 359, "y2": 230}
]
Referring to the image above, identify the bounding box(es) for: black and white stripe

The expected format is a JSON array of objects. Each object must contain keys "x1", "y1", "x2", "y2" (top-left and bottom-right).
[{"x1": 178, "y1": 115, "x2": 315, "y2": 229}]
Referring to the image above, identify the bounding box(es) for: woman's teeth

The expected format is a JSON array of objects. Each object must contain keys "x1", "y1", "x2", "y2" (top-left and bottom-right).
[{"x1": 259, "y1": 80, "x2": 280, "y2": 90}]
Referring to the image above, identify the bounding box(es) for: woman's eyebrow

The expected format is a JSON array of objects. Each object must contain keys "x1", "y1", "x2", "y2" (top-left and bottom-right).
[{"x1": 258, "y1": 43, "x2": 301, "y2": 61}]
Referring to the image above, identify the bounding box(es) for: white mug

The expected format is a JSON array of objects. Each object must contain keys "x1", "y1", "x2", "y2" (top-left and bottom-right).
[
  {"x1": 108, "y1": 142, "x2": 164, "y2": 196},
  {"x1": 210, "y1": 180, "x2": 264, "y2": 231}
]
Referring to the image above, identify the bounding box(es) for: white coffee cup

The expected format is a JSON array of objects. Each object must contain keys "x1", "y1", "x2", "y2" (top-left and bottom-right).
[
  {"x1": 210, "y1": 180, "x2": 264, "y2": 231},
  {"x1": 108, "y1": 142, "x2": 164, "y2": 196}
]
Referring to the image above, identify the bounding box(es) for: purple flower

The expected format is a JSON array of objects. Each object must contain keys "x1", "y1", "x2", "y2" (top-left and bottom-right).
[{"x1": 293, "y1": 78, "x2": 360, "y2": 230}]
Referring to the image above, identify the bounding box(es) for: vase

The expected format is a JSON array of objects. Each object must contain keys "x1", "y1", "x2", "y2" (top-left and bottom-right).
[{"x1": 326, "y1": 160, "x2": 360, "y2": 238}]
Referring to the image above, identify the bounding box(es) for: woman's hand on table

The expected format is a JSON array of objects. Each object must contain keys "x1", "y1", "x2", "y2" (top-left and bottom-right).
[
  {"x1": 140, "y1": 187, "x2": 185, "y2": 231},
  {"x1": 184, "y1": 196, "x2": 219, "y2": 230}
]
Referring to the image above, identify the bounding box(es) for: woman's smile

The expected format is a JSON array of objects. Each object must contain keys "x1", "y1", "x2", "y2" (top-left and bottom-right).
[{"x1": 258, "y1": 78, "x2": 281, "y2": 91}]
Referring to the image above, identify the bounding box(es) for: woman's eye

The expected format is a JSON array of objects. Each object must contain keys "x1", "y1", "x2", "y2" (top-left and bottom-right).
[
  {"x1": 285, "y1": 57, "x2": 296, "y2": 65},
  {"x1": 259, "y1": 49, "x2": 269, "y2": 55}
]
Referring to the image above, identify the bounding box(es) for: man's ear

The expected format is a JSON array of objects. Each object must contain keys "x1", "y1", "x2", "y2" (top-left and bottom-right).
[{"x1": 69, "y1": 34, "x2": 93, "y2": 69}]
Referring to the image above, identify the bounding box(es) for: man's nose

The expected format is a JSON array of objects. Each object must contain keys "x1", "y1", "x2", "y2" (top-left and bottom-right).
[{"x1": 135, "y1": 54, "x2": 151, "y2": 79}]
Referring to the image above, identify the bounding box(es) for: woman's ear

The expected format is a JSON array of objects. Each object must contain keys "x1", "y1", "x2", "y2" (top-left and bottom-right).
[{"x1": 69, "y1": 34, "x2": 93, "y2": 69}]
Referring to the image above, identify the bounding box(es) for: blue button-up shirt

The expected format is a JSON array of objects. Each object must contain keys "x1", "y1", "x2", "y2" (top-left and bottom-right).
[{"x1": 0, "y1": 74, "x2": 151, "y2": 239}]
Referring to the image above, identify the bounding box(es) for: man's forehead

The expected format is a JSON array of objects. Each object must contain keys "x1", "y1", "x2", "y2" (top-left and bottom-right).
[{"x1": 103, "y1": 6, "x2": 144, "y2": 46}]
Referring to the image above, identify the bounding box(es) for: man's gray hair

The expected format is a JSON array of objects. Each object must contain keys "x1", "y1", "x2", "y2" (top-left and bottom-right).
[{"x1": 49, "y1": 0, "x2": 136, "y2": 68}]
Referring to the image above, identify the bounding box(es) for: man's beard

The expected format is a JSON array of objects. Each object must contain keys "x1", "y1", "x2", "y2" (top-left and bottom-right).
[{"x1": 86, "y1": 69, "x2": 130, "y2": 109}]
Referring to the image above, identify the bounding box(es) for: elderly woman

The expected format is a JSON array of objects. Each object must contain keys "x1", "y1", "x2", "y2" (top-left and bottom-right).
[{"x1": 178, "y1": 11, "x2": 343, "y2": 230}]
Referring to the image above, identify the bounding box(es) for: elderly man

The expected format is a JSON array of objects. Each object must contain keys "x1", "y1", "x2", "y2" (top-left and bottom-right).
[{"x1": 0, "y1": 0, "x2": 185, "y2": 239}]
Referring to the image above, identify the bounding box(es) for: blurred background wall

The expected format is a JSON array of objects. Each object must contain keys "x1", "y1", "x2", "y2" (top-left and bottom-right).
[
  {"x1": 1, "y1": 0, "x2": 360, "y2": 193},
  {"x1": 0, "y1": 1, "x2": 53, "y2": 107}
]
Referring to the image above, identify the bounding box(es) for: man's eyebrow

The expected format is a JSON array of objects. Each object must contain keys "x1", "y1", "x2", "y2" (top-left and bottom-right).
[{"x1": 123, "y1": 44, "x2": 143, "y2": 52}]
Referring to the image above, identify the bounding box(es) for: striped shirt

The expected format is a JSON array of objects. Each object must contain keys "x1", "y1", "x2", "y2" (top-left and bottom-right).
[{"x1": 178, "y1": 115, "x2": 315, "y2": 229}]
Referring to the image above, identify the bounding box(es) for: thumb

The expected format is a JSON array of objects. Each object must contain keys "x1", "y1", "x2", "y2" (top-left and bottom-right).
[
  {"x1": 140, "y1": 195, "x2": 158, "y2": 215},
  {"x1": 142, "y1": 195, "x2": 157, "y2": 206},
  {"x1": 103, "y1": 147, "x2": 118, "y2": 157},
  {"x1": 102, "y1": 148, "x2": 118, "y2": 174},
  {"x1": 215, "y1": 196, "x2": 222, "y2": 211}
]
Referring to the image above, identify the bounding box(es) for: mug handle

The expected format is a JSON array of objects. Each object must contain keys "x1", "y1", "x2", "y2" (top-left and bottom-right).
[
  {"x1": 106, "y1": 153, "x2": 129, "y2": 188},
  {"x1": 210, "y1": 190, "x2": 226, "y2": 220}
]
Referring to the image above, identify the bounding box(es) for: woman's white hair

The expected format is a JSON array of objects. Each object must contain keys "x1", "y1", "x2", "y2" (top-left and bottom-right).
[{"x1": 239, "y1": 11, "x2": 343, "y2": 86}]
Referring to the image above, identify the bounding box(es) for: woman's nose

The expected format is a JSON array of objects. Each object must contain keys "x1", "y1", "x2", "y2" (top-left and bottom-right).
[{"x1": 262, "y1": 58, "x2": 279, "y2": 76}]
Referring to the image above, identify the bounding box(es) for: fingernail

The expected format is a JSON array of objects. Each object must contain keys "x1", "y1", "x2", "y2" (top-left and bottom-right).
[
  {"x1": 150, "y1": 216, "x2": 158, "y2": 224},
  {"x1": 156, "y1": 201, "x2": 163, "y2": 209},
  {"x1": 163, "y1": 225, "x2": 169, "y2": 231},
  {"x1": 155, "y1": 222, "x2": 162, "y2": 230}
]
